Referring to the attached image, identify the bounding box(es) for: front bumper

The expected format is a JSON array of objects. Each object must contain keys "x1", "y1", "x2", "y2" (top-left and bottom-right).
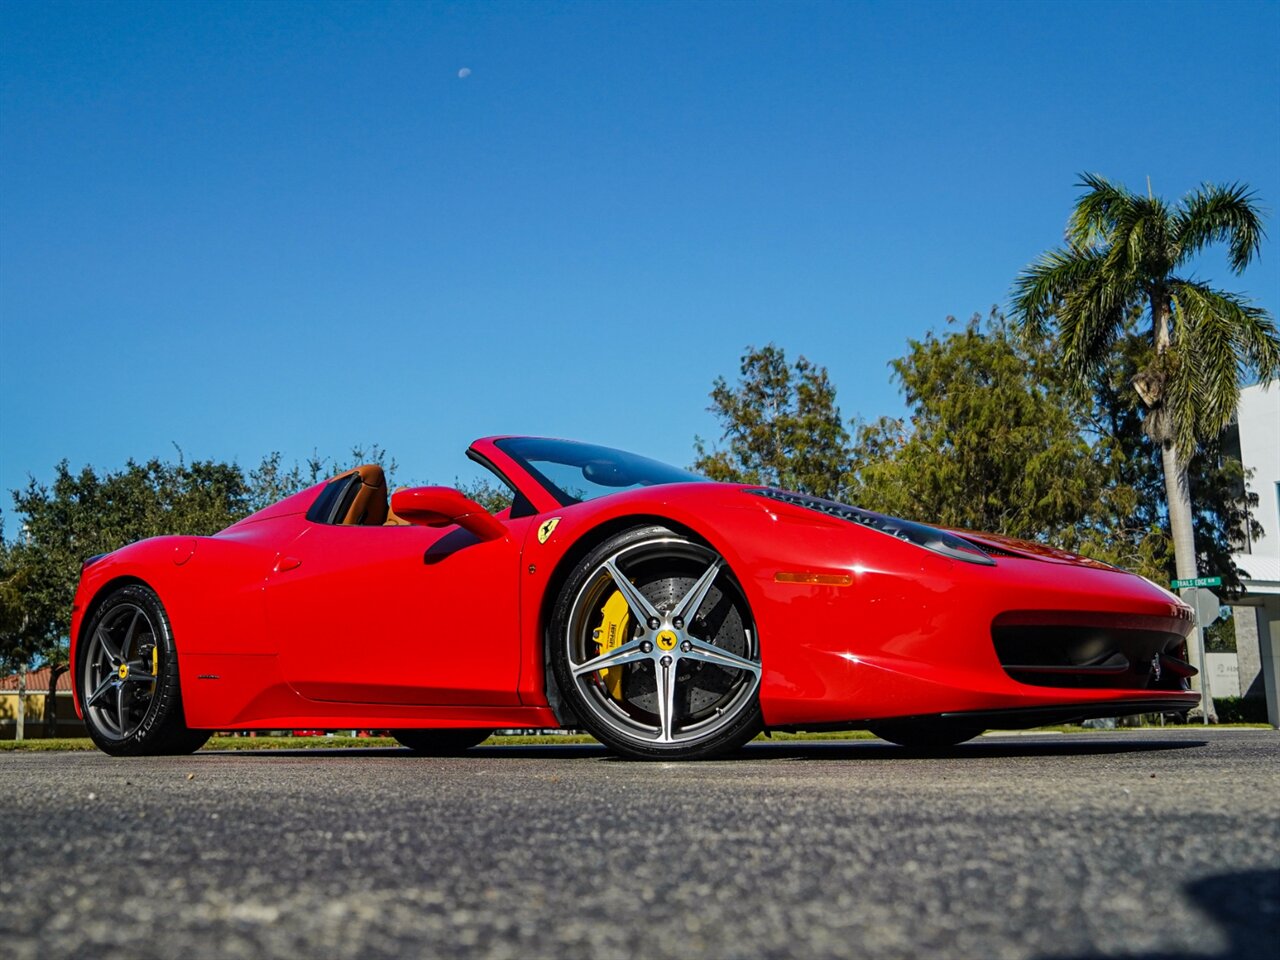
[{"x1": 749, "y1": 542, "x2": 1197, "y2": 728}]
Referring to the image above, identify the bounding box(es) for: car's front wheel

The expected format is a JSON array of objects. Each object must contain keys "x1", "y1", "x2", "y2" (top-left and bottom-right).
[
  {"x1": 77, "y1": 583, "x2": 210, "y2": 756},
  {"x1": 550, "y1": 525, "x2": 763, "y2": 760}
]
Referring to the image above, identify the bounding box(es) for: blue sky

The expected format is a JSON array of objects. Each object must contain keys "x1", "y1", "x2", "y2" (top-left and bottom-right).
[{"x1": 2, "y1": 0, "x2": 1278, "y2": 507}]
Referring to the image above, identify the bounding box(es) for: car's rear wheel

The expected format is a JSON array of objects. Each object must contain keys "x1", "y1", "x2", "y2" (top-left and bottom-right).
[
  {"x1": 869, "y1": 719, "x2": 984, "y2": 749},
  {"x1": 392, "y1": 729, "x2": 492, "y2": 755},
  {"x1": 78, "y1": 583, "x2": 210, "y2": 756},
  {"x1": 550, "y1": 525, "x2": 762, "y2": 760}
]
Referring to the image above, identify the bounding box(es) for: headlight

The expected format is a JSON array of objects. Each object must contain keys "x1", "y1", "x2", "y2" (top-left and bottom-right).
[{"x1": 748, "y1": 489, "x2": 996, "y2": 566}]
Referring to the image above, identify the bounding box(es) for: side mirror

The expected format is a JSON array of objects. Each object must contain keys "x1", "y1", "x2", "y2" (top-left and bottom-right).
[{"x1": 390, "y1": 486, "x2": 507, "y2": 542}]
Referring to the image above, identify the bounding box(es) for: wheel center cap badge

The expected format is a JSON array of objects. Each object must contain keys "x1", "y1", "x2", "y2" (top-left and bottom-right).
[
  {"x1": 117, "y1": 663, "x2": 129, "y2": 680},
  {"x1": 656, "y1": 630, "x2": 678, "y2": 651}
]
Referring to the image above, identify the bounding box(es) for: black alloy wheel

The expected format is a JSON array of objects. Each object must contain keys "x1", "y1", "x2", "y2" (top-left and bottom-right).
[{"x1": 78, "y1": 583, "x2": 209, "y2": 756}]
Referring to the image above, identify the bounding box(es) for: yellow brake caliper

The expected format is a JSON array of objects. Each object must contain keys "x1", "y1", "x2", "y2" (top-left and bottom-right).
[
  {"x1": 593, "y1": 590, "x2": 632, "y2": 700},
  {"x1": 150, "y1": 647, "x2": 158, "y2": 692}
]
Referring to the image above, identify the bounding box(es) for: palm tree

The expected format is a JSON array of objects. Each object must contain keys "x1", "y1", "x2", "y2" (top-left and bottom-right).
[{"x1": 1012, "y1": 175, "x2": 1280, "y2": 701}]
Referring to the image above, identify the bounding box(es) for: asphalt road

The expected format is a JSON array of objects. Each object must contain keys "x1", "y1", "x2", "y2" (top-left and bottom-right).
[{"x1": 2, "y1": 730, "x2": 1277, "y2": 960}]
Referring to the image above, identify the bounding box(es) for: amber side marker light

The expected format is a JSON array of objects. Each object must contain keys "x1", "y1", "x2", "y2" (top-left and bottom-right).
[{"x1": 774, "y1": 571, "x2": 853, "y2": 586}]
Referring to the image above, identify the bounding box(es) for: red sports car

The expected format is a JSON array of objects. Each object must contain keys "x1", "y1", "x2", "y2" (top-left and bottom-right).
[{"x1": 70, "y1": 436, "x2": 1199, "y2": 759}]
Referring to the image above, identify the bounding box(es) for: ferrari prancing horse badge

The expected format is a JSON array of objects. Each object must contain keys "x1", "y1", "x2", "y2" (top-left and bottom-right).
[{"x1": 537, "y1": 517, "x2": 561, "y2": 544}]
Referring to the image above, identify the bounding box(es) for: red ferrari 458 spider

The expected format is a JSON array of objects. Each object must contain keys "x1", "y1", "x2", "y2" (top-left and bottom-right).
[{"x1": 70, "y1": 436, "x2": 1200, "y2": 759}]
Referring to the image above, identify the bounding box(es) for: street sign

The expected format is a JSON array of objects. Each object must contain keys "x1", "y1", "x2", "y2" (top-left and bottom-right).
[
  {"x1": 1191, "y1": 587, "x2": 1221, "y2": 628},
  {"x1": 1171, "y1": 575, "x2": 1222, "y2": 589}
]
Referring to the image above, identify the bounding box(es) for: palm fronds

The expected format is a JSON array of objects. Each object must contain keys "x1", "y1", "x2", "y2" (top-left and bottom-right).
[
  {"x1": 1011, "y1": 174, "x2": 1277, "y2": 460},
  {"x1": 1067, "y1": 173, "x2": 1134, "y2": 249},
  {"x1": 1175, "y1": 182, "x2": 1267, "y2": 273},
  {"x1": 1167, "y1": 280, "x2": 1280, "y2": 454},
  {"x1": 1011, "y1": 246, "x2": 1114, "y2": 343},
  {"x1": 1055, "y1": 258, "x2": 1136, "y2": 375}
]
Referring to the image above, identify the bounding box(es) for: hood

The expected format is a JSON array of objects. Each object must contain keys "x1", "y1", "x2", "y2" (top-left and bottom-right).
[{"x1": 947, "y1": 529, "x2": 1119, "y2": 571}]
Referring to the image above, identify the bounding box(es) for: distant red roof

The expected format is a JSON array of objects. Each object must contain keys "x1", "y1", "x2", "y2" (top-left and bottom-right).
[{"x1": 0, "y1": 666, "x2": 73, "y2": 693}]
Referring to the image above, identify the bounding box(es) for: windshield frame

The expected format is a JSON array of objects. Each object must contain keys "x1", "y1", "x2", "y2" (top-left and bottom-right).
[{"x1": 491, "y1": 437, "x2": 705, "y2": 507}]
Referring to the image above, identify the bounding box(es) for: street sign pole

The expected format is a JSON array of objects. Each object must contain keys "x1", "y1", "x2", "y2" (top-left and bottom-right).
[
  {"x1": 1180, "y1": 586, "x2": 1220, "y2": 725},
  {"x1": 1195, "y1": 619, "x2": 1211, "y2": 726}
]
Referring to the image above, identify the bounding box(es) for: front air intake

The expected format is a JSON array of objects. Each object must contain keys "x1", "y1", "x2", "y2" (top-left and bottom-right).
[{"x1": 992, "y1": 612, "x2": 1194, "y2": 691}]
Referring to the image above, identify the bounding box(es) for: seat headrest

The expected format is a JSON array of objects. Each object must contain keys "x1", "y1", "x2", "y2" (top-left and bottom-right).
[
  {"x1": 338, "y1": 464, "x2": 388, "y2": 525},
  {"x1": 384, "y1": 486, "x2": 412, "y2": 526}
]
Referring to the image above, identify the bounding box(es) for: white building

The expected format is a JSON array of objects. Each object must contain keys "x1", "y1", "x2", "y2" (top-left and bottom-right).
[{"x1": 1229, "y1": 382, "x2": 1280, "y2": 727}]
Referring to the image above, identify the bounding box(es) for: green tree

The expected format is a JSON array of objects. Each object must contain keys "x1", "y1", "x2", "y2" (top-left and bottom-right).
[
  {"x1": 247, "y1": 451, "x2": 327, "y2": 512},
  {"x1": 1011, "y1": 174, "x2": 1280, "y2": 591},
  {"x1": 848, "y1": 310, "x2": 1109, "y2": 545},
  {"x1": 454, "y1": 477, "x2": 515, "y2": 514},
  {"x1": 693, "y1": 344, "x2": 852, "y2": 498},
  {"x1": 0, "y1": 525, "x2": 42, "y2": 737},
  {"x1": 248, "y1": 444, "x2": 399, "y2": 511},
  {"x1": 1080, "y1": 322, "x2": 1263, "y2": 594},
  {"x1": 6, "y1": 457, "x2": 255, "y2": 676},
  {"x1": 3, "y1": 455, "x2": 255, "y2": 735},
  {"x1": 0, "y1": 523, "x2": 40, "y2": 675},
  {"x1": 1, "y1": 444, "x2": 403, "y2": 708}
]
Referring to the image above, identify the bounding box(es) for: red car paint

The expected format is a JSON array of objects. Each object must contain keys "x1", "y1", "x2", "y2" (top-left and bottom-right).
[{"x1": 70, "y1": 437, "x2": 1198, "y2": 733}]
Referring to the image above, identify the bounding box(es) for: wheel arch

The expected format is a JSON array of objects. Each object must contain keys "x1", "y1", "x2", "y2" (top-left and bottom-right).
[
  {"x1": 536, "y1": 512, "x2": 728, "y2": 724},
  {"x1": 77, "y1": 575, "x2": 154, "y2": 637},
  {"x1": 72, "y1": 575, "x2": 160, "y2": 715}
]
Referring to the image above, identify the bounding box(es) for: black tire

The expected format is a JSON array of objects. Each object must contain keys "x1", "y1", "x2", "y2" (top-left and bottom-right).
[
  {"x1": 550, "y1": 525, "x2": 763, "y2": 760},
  {"x1": 77, "y1": 583, "x2": 210, "y2": 757},
  {"x1": 869, "y1": 719, "x2": 984, "y2": 749},
  {"x1": 392, "y1": 729, "x2": 492, "y2": 755}
]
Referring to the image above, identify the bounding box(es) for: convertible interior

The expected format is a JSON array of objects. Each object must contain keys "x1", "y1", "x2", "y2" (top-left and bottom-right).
[
  {"x1": 304, "y1": 465, "x2": 406, "y2": 526},
  {"x1": 303, "y1": 464, "x2": 523, "y2": 528}
]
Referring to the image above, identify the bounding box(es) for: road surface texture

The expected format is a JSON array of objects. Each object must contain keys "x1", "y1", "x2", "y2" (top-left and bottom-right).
[{"x1": 2, "y1": 729, "x2": 1276, "y2": 960}]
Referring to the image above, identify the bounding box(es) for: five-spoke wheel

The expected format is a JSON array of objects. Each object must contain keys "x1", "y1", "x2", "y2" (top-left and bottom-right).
[
  {"x1": 551, "y1": 526, "x2": 762, "y2": 759},
  {"x1": 78, "y1": 584, "x2": 208, "y2": 756}
]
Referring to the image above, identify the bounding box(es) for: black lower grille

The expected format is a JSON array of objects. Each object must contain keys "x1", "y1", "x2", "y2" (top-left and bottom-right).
[{"x1": 992, "y1": 615, "x2": 1193, "y2": 691}]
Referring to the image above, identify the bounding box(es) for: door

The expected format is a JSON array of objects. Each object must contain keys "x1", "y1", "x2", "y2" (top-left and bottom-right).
[{"x1": 268, "y1": 518, "x2": 529, "y2": 705}]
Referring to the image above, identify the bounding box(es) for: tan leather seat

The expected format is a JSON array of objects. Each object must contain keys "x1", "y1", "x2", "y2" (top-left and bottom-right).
[
  {"x1": 384, "y1": 487, "x2": 412, "y2": 526},
  {"x1": 337, "y1": 464, "x2": 388, "y2": 526}
]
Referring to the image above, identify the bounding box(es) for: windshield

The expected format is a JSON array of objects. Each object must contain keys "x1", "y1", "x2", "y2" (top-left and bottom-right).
[{"x1": 494, "y1": 437, "x2": 705, "y2": 506}]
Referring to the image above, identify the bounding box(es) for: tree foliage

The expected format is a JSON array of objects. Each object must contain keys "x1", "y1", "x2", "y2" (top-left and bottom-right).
[
  {"x1": 1080, "y1": 322, "x2": 1262, "y2": 593},
  {"x1": 693, "y1": 344, "x2": 851, "y2": 498},
  {"x1": 694, "y1": 316, "x2": 1262, "y2": 593},
  {"x1": 0, "y1": 520, "x2": 40, "y2": 675},
  {"x1": 2, "y1": 457, "x2": 254, "y2": 676},
  {"x1": 455, "y1": 477, "x2": 515, "y2": 514},
  {"x1": 0, "y1": 444, "x2": 400, "y2": 676},
  {"x1": 249, "y1": 444, "x2": 399, "y2": 512},
  {"x1": 1011, "y1": 174, "x2": 1279, "y2": 457},
  {"x1": 850, "y1": 310, "x2": 1259, "y2": 591},
  {"x1": 848, "y1": 311, "x2": 1104, "y2": 542}
]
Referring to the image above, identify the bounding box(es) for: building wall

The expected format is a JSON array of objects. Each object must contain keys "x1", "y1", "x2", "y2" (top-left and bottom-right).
[
  {"x1": 1238, "y1": 383, "x2": 1280, "y2": 556},
  {"x1": 1205, "y1": 652, "x2": 1241, "y2": 698},
  {"x1": 1231, "y1": 383, "x2": 1280, "y2": 725},
  {"x1": 0, "y1": 692, "x2": 87, "y2": 739},
  {"x1": 1236, "y1": 606, "x2": 1265, "y2": 699}
]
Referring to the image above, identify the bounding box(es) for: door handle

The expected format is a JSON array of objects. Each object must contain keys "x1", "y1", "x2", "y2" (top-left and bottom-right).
[{"x1": 274, "y1": 556, "x2": 302, "y2": 572}]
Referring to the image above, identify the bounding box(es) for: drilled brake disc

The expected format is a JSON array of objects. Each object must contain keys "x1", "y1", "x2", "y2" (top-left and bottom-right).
[{"x1": 620, "y1": 575, "x2": 748, "y2": 718}]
